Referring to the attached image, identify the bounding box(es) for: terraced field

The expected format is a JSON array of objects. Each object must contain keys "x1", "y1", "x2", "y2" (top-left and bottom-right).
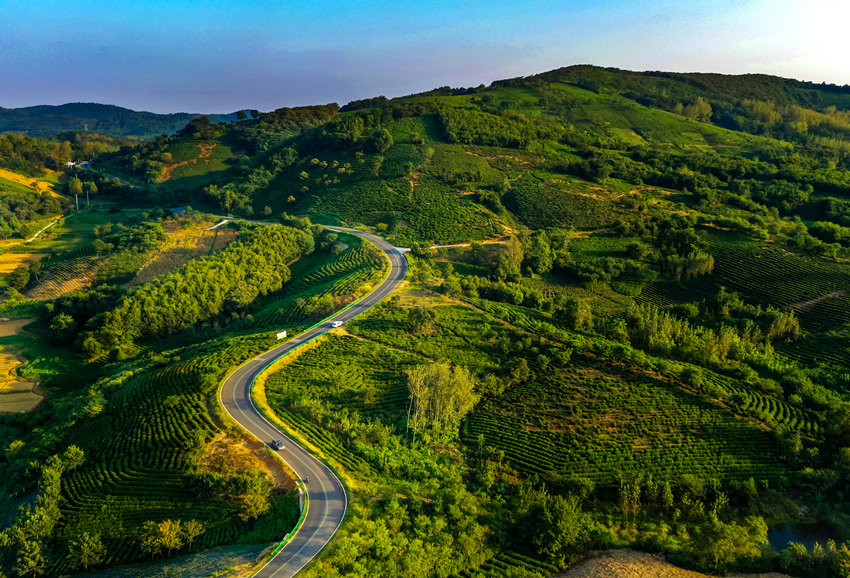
[
  {"x1": 26, "y1": 255, "x2": 106, "y2": 300},
  {"x1": 464, "y1": 358, "x2": 790, "y2": 489}
]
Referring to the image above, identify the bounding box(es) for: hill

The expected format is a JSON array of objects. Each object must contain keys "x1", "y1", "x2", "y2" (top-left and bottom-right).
[
  {"x1": 0, "y1": 103, "x2": 243, "y2": 139},
  {"x1": 4, "y1": 64, "x2": 850, "y2": 578}
]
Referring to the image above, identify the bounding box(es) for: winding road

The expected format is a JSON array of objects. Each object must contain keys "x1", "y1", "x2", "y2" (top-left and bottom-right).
[{"x1": 219, "y1": 226, "x2": 408, "y2": 578}]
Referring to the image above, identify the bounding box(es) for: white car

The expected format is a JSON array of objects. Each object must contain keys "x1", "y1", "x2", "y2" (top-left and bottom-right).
[
  {"x1": 331, "y1": 320, "x2": 344, "y2": 328},
  {"x1": 271, "y1": 439, "x2": 285, "y2": 450}
]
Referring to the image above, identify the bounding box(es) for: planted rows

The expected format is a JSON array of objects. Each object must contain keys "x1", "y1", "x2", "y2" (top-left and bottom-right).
[{"x1": 464, "y1": 361, "x2": 789, "y2": 487}]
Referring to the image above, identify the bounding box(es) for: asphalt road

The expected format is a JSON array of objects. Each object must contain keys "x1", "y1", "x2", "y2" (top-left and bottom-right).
[{"x1": 219, "y1": 226, "x2": 408, "y2": 578}]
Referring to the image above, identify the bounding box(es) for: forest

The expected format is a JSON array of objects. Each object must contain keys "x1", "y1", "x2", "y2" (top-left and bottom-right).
[{"x1": 3, "y1": 64, "x2": 850, "y2": 578}]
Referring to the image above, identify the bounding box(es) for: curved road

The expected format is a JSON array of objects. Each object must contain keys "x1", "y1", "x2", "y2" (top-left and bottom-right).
[{"x1": 219, "y1": 226, "x2": 408, "y2": 578}]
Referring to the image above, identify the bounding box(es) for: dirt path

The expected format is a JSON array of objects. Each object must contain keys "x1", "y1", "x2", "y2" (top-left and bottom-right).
[
  {"x1": 557, "y1": 549, "x2": 790, "y2": 578},
  {"x1": 788, "y1": 290, "x2": 847, "y2": 312}
]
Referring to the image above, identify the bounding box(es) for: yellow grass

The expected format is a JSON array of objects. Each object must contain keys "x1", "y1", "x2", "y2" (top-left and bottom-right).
[
  {"x1": 0, "y1": 318, "x2": 34, "y2": 337},
  {"x1": 0, "y1": 350, "x2": 22, "y2": 381},
  {"x1": 0, "y1": 347, "x2": 41, "y2": 413},
  {"x1": 0, "y1": 253, "x2": 44, "y2": 275},
  {"x1": 26, "y1": 258, "x2": 103, "y2": 301},
  {"x1": 0, "y1": 385, "x2": 41, "y2": 410},
  {"x1": 0, "y1": 168, "x2": 60, "y2": 195},
  {"x1": 125, "y1": 224, "x2": 237, "y2": 287}
]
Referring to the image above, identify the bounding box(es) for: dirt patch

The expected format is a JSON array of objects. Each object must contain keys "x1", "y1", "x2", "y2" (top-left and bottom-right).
[
  {"x1": 0, "y1": 319, "x2": 34, "y2": 337},
  {"x1": 197, "y1": 143, "x2": 217, "y2": 158},
  {"x1": 26, "y1": 257, "x2": 104, "y2": 301},
  {"x1": 788, "y1": 290, "x2": 847, "y2": 313},
  {"x1": 557, "y1": 549, "x2": 790, "y2": 578},
  {"x1": 160, "y1": 158, "x2": 197, "y2": 182},
  {"x1": 0, "y1": 347, "x2": 42, "y2": 413},
  {"x1": 203, "y1": 432, "x2": 297, "y2": 490},
  {"x1": 125, "y1": 226, "x2": 237, "y2": 287},
  {"x1": 0, "y1": 253, "x2": 44, "y2": 275}
]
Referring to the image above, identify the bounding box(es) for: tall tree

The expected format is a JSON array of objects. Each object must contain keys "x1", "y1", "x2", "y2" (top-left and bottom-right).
[{"x1": 67, "y1": 532, "x2": 106, "y2": 570}]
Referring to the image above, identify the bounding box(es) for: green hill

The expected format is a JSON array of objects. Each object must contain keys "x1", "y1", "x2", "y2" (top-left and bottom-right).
[
  {"x1": 0, "y1": 102, "x2": 243, "y2": 139},
  {"x1": 6, "y1": 65, "x2": 850, "y2": 578}
]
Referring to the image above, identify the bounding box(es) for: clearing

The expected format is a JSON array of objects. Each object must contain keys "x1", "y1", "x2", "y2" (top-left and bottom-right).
[
  {"x1": 124, "y1": 222, "x2": 237, "y2": 287},
  {"x1": 0, "y1": 253, "x2": 44, "y2": 275},
  {"x1": 0, "y1": 319, "x2": 34, "y2": 337},
  {"x1": 0, "y1": 344, "x2": 42, "y2": 413},
  {"x1": 0, "y1": 167, "x2": 59, "y2": 195},
  {"x1": 557, "y1": 549, "x2": 790, "y2": 578}
]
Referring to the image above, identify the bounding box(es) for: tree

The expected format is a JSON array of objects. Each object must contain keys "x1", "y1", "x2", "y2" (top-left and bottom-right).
[
  {"x1": 28, "y1": 260, "x2": 41, "y2": 281},
  {"x1": 93, "y1": 239, "x2": 113, "y2": 257},
  {"x1": 68, "y1": 532, "x2": 106, "y2": 570},
  {"x1": 240, "y1": 492, "x2": 270, "y2": 521},
  {"x1": 9, "y1": 265, "x2": 30, "y2": 291},
  {"x1": 181, "y1": 520, "x2": 204, "y2": 552},
  {"x1": 532, "y1": 494, "x2": 596, "y2": 568},
  {"x1": 14, "y1": 539, "x2": 47, "y2": 578},
  {"x1": 82, "y1": 335, "x2": 105, "y2": 360},
  {"x1": 69, "y1": 177, "x2": 83, "y2": 196},
  {"x1": 49, "y1": 313, "x2": 77, "y2": 342},
  {"x1": 555, "y1": 298, "x2": 592, "y2": 331},
  {"x1": 236, "y1": 110, "x2": 248, "y2": 121},
  {"x1": 407, "y1": 307, "x2": 437, "y2": 333},
  {"x1": 369, "y1": 129, "x2": 394, "y2": 153},
  {"x1": 250, "y1": 109, "x2": 259, "y2": 119},
  {"x1": 372, "y1": 155, "x2": 384, "y2": 176},
  {"x1": 505, "y1": 235, "x2": 524, "y2": 270},
  {"x1": 264, "y1": 206, "x2": 273, "y2": 216},
  {"x1": 406, "y1": 362, "x2": 478, "y2": 440}
]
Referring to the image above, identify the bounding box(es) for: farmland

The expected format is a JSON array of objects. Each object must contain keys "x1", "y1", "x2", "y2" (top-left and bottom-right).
[{"x1": 7, "y1": 64, "x2": 850, "y2": 578}]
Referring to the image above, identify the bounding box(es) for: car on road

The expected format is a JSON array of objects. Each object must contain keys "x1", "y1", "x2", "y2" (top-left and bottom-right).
[
  {"x1": 331, "y1": 320, "x2": 344, "y2": 328},
  {"x1": 271, "y1": 439, "x2": 285, "y2": 450}
]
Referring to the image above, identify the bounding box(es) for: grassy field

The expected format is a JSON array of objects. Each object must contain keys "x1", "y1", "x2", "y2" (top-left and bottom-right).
[{"x1": 5, "y1": 236, "x2": 380, "y2": 572}]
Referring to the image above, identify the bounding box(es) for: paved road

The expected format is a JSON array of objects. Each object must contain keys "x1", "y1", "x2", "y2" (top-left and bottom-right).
[{"x1": 219, "y1": 226, "x2": 408, "y2": 578}]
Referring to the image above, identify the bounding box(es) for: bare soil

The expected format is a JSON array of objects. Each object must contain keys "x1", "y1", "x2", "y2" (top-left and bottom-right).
[
  {"x1": 0, "y1": 319, "x2": 34, "y2": 337},
  {"x1": 556, "y1": 549, "x2": 790, "y2": 578},
  {"x1": 203, "y1": 432, "x2": 297, "y2": 490}
]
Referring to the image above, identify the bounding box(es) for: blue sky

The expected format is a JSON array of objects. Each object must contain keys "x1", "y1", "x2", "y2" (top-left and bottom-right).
[{"x1": 0, "y1": 0, "x2": 845, "y2": 113}]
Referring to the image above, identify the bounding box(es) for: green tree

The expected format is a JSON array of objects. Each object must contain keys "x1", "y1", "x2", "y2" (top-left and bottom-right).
[
  {"x1": 8, "y1": 265, "x2": 30, "y2": 291},
  {"x1": 372, "y1": 155, "x2": 384, "y2": 176},
  {"x1": 236, "y1": 110, "x2": 248, "y2": 121},
  {"x1": 92, "y1": 239, "x2": 113, "y2": 257},
  {"x1": 240, "y1": 493, "x2": 270, "y2": 521},
  {"x1": 69, "y1": 177, "x2": 83, "y2": 196},
  {"x1": 28, "y1": 260, "x2": 41, "y2": 281},
  {"x1": 533, "y1": 494, "x2": 596, "y2": 568},
  {"x1": 250, "y1": 109, "x2": 259, "y2": 119},
  {"x1": 407, "y1": 307, "x2": 437, "y2": 333},
  {"x1": 67, "y1": 532, "x2": 106, "y2": 570},
  {"x1": 14, "y1": 539, "x2": 47, "y2": 578},
  {"x1": 555, "y1": 297, "x2": 592, "y2": 331},
  {"x1": 369, "y1": 129, "x2": 394, "y2": 153}
]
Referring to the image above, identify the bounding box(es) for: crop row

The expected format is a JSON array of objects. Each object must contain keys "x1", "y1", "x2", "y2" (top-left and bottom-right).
[{"x1": 464, "y1": 367, "x2": 789, "y2": 486}]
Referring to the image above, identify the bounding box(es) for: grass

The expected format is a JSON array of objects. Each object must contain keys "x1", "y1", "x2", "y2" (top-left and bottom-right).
[
  {"x1": 504, "y1": 174, "x2": 634, "y2": 230},
  {"x1": 466, "y1": 355, "x2": 788, "y2": 487},
  {"x1": 491, "y1": 83, "x2": 768, "y2": 152},
  {"x1": 13, "y1": 237, "x2": 380, "y2": 572},
  {"x1": 15, "y1": 209, "x2": 146, "y2": 256},
  {"x1": 0, "y1": 176, "x2": 37, "y2": 195}
]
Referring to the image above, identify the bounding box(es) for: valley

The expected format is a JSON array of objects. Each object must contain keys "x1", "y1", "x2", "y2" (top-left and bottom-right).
[{"x1": 2, "y1": 65, "x2": 850, "y2": 578}]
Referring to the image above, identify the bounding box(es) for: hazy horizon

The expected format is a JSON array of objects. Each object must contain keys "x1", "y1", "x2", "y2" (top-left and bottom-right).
[{"x1": 1, "y1": 0, "x2": 846, "y2": 114}]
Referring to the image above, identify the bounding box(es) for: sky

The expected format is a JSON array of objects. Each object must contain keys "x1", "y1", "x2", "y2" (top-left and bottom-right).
[{"x1": 0, "y1": 0, "x2": 846, "y2": 114}]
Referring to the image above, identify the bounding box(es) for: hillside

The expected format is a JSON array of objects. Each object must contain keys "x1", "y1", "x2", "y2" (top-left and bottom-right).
[
  {"x1": 0, "y1": 103, "x2": 243, "y2": 139},
  {"x1": 4, "y1": 65, "x2": 850, "y2": 578}
]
